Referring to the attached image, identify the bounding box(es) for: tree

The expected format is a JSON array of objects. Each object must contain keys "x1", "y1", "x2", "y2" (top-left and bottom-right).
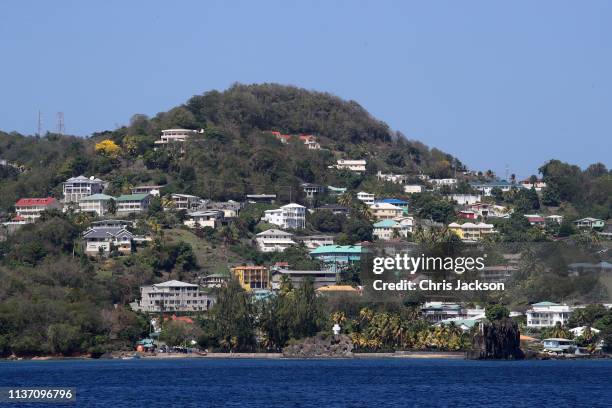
[
  {"x1": 107, "y1": 198, "x2": 117, "y2": 215},
  {"x1": 95, "y1": 139, "x2": 121, "y2": 159},
  {"x1": 485, "y1": 304, "x2": 509, "y2": 321},
  {"x1": 206, "y1": 279, "x2": 255, "y2": 351},
  {"x1": 160, "y1": 320, "x2": 202, "y2": 347}
]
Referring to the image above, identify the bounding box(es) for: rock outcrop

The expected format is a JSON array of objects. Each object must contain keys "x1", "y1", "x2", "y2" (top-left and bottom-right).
[
  {"x1": 282, "y1": 333, "x2": 353, "y2": 358},
  {"x1": 467, "y1": 319, "x2": 524, "y2": 360}
]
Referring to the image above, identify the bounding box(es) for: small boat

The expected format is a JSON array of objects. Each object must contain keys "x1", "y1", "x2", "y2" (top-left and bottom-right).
[{"x1": 122, "y1": 353, "x2": 141, "y2": 360}]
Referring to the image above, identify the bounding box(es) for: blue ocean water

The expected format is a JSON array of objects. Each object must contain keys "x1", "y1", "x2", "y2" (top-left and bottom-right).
[{"x1": 0, "y1": 358, "x2": 611, "y2": 407}]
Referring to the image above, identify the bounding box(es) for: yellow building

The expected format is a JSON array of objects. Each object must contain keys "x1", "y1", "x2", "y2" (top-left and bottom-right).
[
  {"x1": 448, "y1": 222, "x2": 495, "y2": 241},
  {"x1": 231, "y1": 266, "x2": 269, "y2": 291}
]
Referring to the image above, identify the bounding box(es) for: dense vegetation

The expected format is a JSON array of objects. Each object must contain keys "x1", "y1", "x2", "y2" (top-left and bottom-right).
[{"x1": 0, "y1": 83, "x2": 610, "y2": 357}]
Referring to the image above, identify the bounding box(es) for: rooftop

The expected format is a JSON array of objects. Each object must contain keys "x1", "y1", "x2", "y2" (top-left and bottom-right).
[
  {"x1": 116, "y1": 193, "x2": 149, "y2": 201},
  {"x1": 310, "y1": 245, "x2": 362, "y2": 255}
]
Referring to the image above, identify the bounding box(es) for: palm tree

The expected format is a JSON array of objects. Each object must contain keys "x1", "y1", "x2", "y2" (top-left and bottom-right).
[
  {"x1": 337, "y1": 192, "x2": 354, "y2": 208},
  {"x1": 161, "y1": 196, "x2": 176, "y2": 211}
]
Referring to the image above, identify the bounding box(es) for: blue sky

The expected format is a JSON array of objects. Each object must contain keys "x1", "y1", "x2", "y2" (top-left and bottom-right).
[{"x1": 1, "y1": 0, "x2": 610, "y2": 178}]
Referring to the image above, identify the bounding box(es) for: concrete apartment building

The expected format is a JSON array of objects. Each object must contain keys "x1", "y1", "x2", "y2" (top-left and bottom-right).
[{"x1": 134, "y1": 280, "x2": 214, "y2": 313}]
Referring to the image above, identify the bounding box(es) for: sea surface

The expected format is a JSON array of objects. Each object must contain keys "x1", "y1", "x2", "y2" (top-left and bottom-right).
[{"x1": 0, "y1": 358, "x2": 611, "y2": 407}]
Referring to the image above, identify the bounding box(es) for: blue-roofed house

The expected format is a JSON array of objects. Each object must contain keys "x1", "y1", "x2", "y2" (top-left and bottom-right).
[
  {"x1": 373, "y1": 219, "x2": 411, "y2": 240},
  {"x1": 376, "y1": 198, "x2": 409, "y2": 214},
  {"x1": 310, "y1": 245, "x2": 362, "y2": 273}
]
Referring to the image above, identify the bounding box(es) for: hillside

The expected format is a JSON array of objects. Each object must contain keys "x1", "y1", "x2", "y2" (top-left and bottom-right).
[{"x1": 0, "y1": 83, "x2": 463, "y2": 211}]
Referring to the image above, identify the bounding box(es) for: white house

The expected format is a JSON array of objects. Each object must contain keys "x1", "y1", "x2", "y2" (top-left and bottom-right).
[
  {"x1": 184, "y1": 210, "x2": 225, "y2": 229},
  {"x1": 116, "y1": 194, "x2": 151, "y2": 214},
  {"x1": 296, "y1": 235, "x2": 335, "y2": 249},
  {"x1": 169, "y1": 193, "x2": 202, "y2": 211},
  {"x1": 332, "y1": 159, "x2": 367, "y2": 172},
  {"x1": 470, "y1": 180, "x2": 519, "y2": 196},
  {"x1": 262, "y1": 203, "x2": 306, "y2": 229},
  {"x1": 63, "y1": 175, "x2": 105, "y2": 204},
  {"x1": 377, "y1": 171, "x2": 410, "y2": 184},
  {"x1": 520, "y1": 178, "x2": 547, "y2": 191},
  {"x1": 526, "y1": 301, "x2": 573, "y2": 328},
  {"x1": 448, "y1": 222, "x2": 496, "y2": 241},
  {"x1": 83, "y1": 226, "x2": 133, "y2": 255},
  {"x1": 131, "y1": 185, "x2": 163, "y2": 196},
  {"x1": 404, "y1": 185, "x2": 424, "y2": 194},
  {"x1": 154, "y1": 128, "x2": 198, "y2": 145},
  {"x1": 545, "y1": 215, "x2": 564, "y2": 224},
  {"x1": 356, "y1": 191, "x2": 375, "y2": 205},
  {"x1": 78, "y1": 194, "x2": 114, "y2": 216},
  {"x1": 15, "y1": 197, "x2": 61, "y2": 221},
  {"x1": 574, "y1": 217, "x2": 605, "y2": 229},
  {"x1": 255, "y1": 229, "x2": 296, "y2": 252},
  {"x1": 301, "y1": 183, "x2": 326, "y2": 198},
  {"x1": 447, "y1": 194, "x2": 481, "y2": 205},
  {"x1": 430, "y1": 178, "x2": 457, "y2": 188}
]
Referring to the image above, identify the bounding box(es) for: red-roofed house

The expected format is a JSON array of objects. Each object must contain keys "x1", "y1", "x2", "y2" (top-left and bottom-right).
[
  {"x1": 15, "y1": 197, "x2": 60, "y2": 222},
  {"x1": 457, "y1": 210, "x2": 477, "y2": 220},
  {"x1": 524, "y1": 214, "x2": 545, "y2": 226}
]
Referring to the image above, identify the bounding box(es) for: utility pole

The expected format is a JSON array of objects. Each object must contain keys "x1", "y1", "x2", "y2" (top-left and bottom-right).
[
  {"x1": 57, "y1": 112, "x2": 65, "y2": 135},
  {"x1": 37, "y1": 110, "x2": 43, "y2": 136}
]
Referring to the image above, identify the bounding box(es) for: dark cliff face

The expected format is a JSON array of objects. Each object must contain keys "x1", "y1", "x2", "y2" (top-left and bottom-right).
[{"x1": 468, "y1": 319, "x2": 524, "y2": 360}]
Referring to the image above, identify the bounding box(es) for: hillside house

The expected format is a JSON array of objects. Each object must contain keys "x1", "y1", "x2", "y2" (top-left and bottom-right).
[
  {"x1": 404, "y1": 185, "x2": 424, "y2": 194},
  {"x1": 356, "y1": 191, "x2": 375, "y2": 205},
  {"x1": 302, "y1": 183, "x2": 326, "y2": 198},
  {"x1": 131, "y1": 185, "x2": 163, "y2": 196},
  {"x1": 255, "y1": 229, "x2": 296, "y2": 252},
  {"x1": 296, "y1": 235, "x2": 335, "y2": 249},
  {"x1": 134, "y1": 280, "x2": 214, "y2": 313},
  {"x1": 524, "y1": 214, "x2": 546, "y2": 226},
  {"x1": 116, "y1": 193, "x2": 151, "y2": 214},
  {"x1": 315, "y1": 204, "x2": 350, "y2": 216},
  {"x1": 373, "y1": 219, "x2": 410, "y2": 240},
  {"x1": 574, "y1": 217, "x2": 605, "y2": 229},
  {"x1": 526, "y1": 301, "x2": 573, "y2": 328},
  {"x1": 169, "y1": 193, "x2": 202, "y2": 211},
  {"x1": 369, "y1": 202, "x2": 403, "y2": 220},
  {"x1": 262, "y1": 203, "x2": 306, "y2": 229},
  {"x1": 430, "y1": 178, "x2": 457, "y2": 189},
  {"x1": 298, "y1": 134, "x2": 321, "y2": 150},
  {"x1": 184, "y1": 210, "x2": 225, "y2": 229},
  {"x1": 520, "y1": 178, "x2": 547, "y2": 191},
  {"x1": 78, "y1": 194, "x2": 114, "y2": 216},
  {"x1": 154, "y1": 128, "x2": 198, "y2": 145},
  {"x1": 448, "y1": 222, "x2": 495, "y2": 241},
  {"x1": 83, "y1": 226, "x2": 133, "y2": 255},
  {"x1": 231, "y1": 266, "x2": 269, "y2": 291},
  {"x1": 310, "y1": 245, "x2": 362, "y2": 273},
  {"x1": 15, "y1": 197, "x2": 61, "y2": 221},
  {"x1": 62, "y1": 175, "x2": 105, "y2": 204},
  {"x1": 246, "y1": 194, "x2": 277, "y2": 203},
  {"x1": 447, "y1": 194, "x2": 481, "y2": 205},
  {"x1": 377, "y1": 171, "x2": 410, "y2": 184},
  {"x1": 332, "y1": 159, "x2": 367, "y2": 172},
  {"x1": 376, "y1": 198, "x2": 408, "y2": 214},
  {"x1": 470, "y1": 180, "x2": 520, "y2": 196},
  {"x1": 545, "y1": 215, "x2": 564, "y2": 224}
]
